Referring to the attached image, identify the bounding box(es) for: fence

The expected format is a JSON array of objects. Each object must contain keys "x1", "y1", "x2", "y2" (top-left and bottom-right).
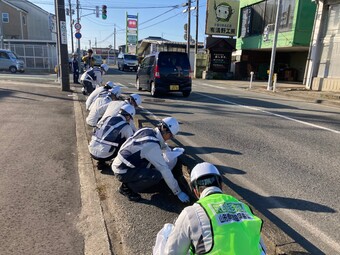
[{"x1": 4, "y1": 41, "x2": 58, "y2": 72}]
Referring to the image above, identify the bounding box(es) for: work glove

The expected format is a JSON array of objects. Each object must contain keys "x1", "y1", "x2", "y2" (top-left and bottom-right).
[{"x1": 177, "y1": 191, "x2": 190, "y2": 203}]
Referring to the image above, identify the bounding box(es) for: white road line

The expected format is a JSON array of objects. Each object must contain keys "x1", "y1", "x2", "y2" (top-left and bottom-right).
[
  {"x1": 114, "y1": 82, "x2": 127, "y2": 88},
  {"x1": 139, "y1": 99, "x2": 340, "y2": 252},
  {"x1": 180, "y1": 127, "x2": 340, "y2": 253},
  {"x1": 195, "y1": 92, "x2": 340, "y2": 134}
]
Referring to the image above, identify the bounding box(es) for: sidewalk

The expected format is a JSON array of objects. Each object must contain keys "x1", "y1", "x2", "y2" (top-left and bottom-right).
[{"x1": 209, "y1": 79, "x2": 340, "y2": 107}]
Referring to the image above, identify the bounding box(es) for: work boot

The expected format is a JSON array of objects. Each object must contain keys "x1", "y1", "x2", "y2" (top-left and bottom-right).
[
  {"x1": 118, "y1": 183, "x2": 141, "y2": 202},
  {"x1": 97, "y1": 161, "x2": 110, "y2": 170}
]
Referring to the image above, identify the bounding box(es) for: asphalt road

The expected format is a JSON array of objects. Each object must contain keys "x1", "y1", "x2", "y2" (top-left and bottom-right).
[
  {"x1": 106, "y1": 69, "x2": 340, "y2": 254},
  {"x1": 1, "y1": 69, "x2": 339, "y2": 254}
]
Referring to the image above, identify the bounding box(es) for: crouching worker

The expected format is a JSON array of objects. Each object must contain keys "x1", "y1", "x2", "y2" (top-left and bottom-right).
[
  {"x1": 153, "y1": 162, "x2": 267, "y2": 255},
  {"x1": 111, "y1": 117, "x2": 190, "y2": 203},
  {"x1": 86, "y1": 86, "x2": 122, "y2": 127},
  {"x1": 80, "y1": 63, "x2": 109, "y2": 95},
  {"x1": 86, "y1": 81, "x2": 116, "y2": 111},
  {"x1": 88, "y1": 104, "x2": 136, "y2": 171},
  {"x1": 98, "y1": 93, "x2": 142, "y2": 132}
]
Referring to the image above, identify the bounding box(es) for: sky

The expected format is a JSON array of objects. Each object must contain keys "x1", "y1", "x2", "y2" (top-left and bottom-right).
[{"x1": 30, "y1": 0, "x2": 208, "y2": 53}]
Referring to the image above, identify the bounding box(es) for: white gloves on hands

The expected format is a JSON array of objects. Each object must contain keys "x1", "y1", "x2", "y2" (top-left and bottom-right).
[{"x1": 177, "y1": 191, "x2": 190, "y2": 203}]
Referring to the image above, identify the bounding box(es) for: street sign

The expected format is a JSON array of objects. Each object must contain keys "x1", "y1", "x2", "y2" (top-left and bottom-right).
[
  {"x1": 60, "y1": 21, "x2": 67, "y2": 44},
  {"x1": 74, "y1": 23, "x2": 82, "y2": 30},
  {"x1": 75, "y1": 32, "x2": 82, "y2": 39}
]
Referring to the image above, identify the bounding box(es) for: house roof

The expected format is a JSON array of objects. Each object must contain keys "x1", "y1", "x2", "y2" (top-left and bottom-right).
[
  {"x1": 2, "y1": 0, "x2": 28, "y2": 13},
  {"x1": 7, "y1": 0, "x2": 52, "y2": 15}
]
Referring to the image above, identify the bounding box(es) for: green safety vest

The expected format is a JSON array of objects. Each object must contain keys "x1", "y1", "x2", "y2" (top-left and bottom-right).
[{"x1": 190, "y1": 193, "x2": 263, "y2": 255}]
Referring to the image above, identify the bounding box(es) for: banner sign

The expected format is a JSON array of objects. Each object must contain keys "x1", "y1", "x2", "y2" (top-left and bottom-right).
[
  {"x1": 127, "y1": 34, "x2": 138, "y2": 44},
  {"x1": 127, "y1": 19, "x2": 137, "y2": 29},
  {"x1": 205, "y1": 0, "x2": 240, "y2": 36},
  {"x1": 126, "y1": 13, "x2": 138, "y2": 54}
]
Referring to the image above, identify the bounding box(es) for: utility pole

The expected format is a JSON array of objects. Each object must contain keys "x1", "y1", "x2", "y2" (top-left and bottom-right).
[
  {"x1": 55, "y1": 0, "x2": 70, "y2": 91},
  {"x1": 267, "y1": 0, "x2": 282, "y2": 91},
  {"x1": 186, "y1": 0, "x2": 191, "y2": 60},
  {"x1": 114, "y1": 24, "x2": 117, "y2": 65},
  {"x1": 195, "y1": 0, "x2": 199, "y2": 54},
  {"x1": 76, "y1": 0, "x2": 81, "y2": 68},
  {"x1": 68, "y1": 0, "x2": 74, "y2": 53}
]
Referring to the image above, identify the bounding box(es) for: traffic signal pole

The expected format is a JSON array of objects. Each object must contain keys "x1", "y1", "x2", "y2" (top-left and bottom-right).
[
  {"x1": 68, "y1": 0, "x2": 74, "y2": 53},
  {"x1": 195, "y1": 0, "x2": 199, "y2": 54},
  {"x1": 55, "y1": 0, "x2": 70, "y2": 91},
  {"x1": 186, "y1": 0, "x2": 191, "y2": 60},
  {"x1": 76, "y1": 0, "x2": 81, "y2": 69}
]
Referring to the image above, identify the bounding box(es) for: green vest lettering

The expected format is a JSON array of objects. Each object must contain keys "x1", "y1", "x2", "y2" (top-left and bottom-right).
[{"x1": 190, "y1": 193, "x2": 263, "y2": 255}]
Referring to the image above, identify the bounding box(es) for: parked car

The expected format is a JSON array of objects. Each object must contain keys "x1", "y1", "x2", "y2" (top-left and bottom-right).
[
  {"x1": 117, "y1": 53, "x2": 138, "y2": 71},
  {"x1": 93, "y1": 54, "x2": 103, "y2": 66},
  {"x1": 136, "y1": 51, "x2": 191, "y2": 97},
  {"x1": 0, "y1": 49, "x2": 25, "y2": 73}
]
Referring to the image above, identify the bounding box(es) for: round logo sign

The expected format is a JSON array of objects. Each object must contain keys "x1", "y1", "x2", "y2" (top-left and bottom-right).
[
  {"x1": 75, "y1": 32, "x2": 82, "y2": 39},
  {"x1": 74, "y1": 23, "x2": 82, "y2": 30}
]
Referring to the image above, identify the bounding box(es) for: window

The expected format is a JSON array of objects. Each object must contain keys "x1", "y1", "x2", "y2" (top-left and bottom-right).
[
  {"x1": 279, "y1": 0, "x2": 295, "y2": 31},
  {"x1": 2, "y1": 13, "x2": 9, "y2": 23},
  {"x1": 239, "y1": 0, "x2": 295, "y2": 37},
  {"x1": 22, "y1": 16, "x2": 26, "y2": 25},
  {"x1": 250, "y1": 2, "x2": 266, "y2": 35},
  {"x1": 0, "y1": 52, "x2": 10, "y2": 59}
]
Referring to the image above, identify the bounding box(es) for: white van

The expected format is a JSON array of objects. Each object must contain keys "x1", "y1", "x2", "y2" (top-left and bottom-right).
[
  {"x1": 117, "y1": 53, "x2": 138, "y2": 72},
  {"x1": 0, "y1": 49, "x2": 25, "y2": 73}
]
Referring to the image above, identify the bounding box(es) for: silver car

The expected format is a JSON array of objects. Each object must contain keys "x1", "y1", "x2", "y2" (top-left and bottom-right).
[{"x1": 0, "y1": 49, "x2": 25, "y2": 73}]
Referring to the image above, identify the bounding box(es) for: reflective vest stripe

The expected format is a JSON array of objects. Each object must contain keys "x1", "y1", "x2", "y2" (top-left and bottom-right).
[
  {"x1": 101, "y1": 120, "x2": 126, "y2": 141},
  {"x1": 92, "y1": 136, "x2": 119, "y2": 147},
  {"x1": 117, "y1": 153, "x2": 135, "y2": 168}
]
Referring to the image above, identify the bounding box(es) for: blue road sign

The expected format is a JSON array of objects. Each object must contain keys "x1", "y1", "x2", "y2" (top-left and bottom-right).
[{"x1": 75, "y1": 32, "x2": 82, "y2": 39}]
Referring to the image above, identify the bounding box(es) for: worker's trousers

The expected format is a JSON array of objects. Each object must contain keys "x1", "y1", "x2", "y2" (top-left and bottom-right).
[{"x1": 115, "y1": 168, "x2": 163, "y2": 193}]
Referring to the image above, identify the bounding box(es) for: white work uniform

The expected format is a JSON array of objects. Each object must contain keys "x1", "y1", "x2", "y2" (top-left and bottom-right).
[
  {"x1": 85, "y1": 86, "x2": 108, "y2": 111},
  {"x1": 160, "y1": 187, "x2": 221, "y2": 255},
  {"x1": 88, "y1": 115, "x2": 134, "y2": 159},
  {"x1": 80, "y1": 67, "x2": 103, "y2": 90},
  {"x1": 111, "y1": 128, "x2": 182, "y2": 195},
  {"x1": 158, "y1": 186, "x2": 266, "y2": 255},
  {"x1": 86, "y1": 95, "x2": 113, "y2": 127},
  {"x1": 92, "y1": 67, "x2": 103, "y2": 88},
  {"x1": 99, "y1": 99, "x2": 137, "y2": 132}
]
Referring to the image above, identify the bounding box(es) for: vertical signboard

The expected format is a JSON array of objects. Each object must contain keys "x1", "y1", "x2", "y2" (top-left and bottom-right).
[
  {"x1": 60, "y1": 21, "x2": 67, "y2": 44},
  {"x1": 126, "y1": 13, "x2": 138, "y2": 54},
  {"x1": 205, "y1": 0, "x2": 240, "y2": 36}
]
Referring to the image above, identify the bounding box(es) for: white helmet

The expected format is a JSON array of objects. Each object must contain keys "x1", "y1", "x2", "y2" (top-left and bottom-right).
[
  {"x1": 110, "y1": 86, "x2": 121, "y2": 97},
  {"x1": 120, "y1": 104, "x2": 135, "y2": 118},
  {"x1": 162, "y1": 117, "x2": 179, "y2": 136},
  {"x1": 105, "y1": 81, "x2": 114, "y2": 88},
  {"x1": 130, "y1": 93, "x2": 142, "y2": 106},
  {"x1": 190, "y1": 162, "x2": 221, "y2": 188},
  {"x1": 101, "y1": 63, "x2": 109, "y2": 72}
]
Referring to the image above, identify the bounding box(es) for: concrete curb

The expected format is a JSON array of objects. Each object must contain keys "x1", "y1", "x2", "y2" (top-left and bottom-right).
[
  {"x1": 73, "y1": 87, "x2": 112, "y2": 255},
  {"x1": 74, "y1": 84, "x2": 312, "y2": 255}
]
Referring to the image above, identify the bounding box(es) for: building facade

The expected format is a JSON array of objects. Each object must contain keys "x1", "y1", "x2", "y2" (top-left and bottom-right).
[
  {"x1": 0, "y1": 0, "x2": 57, "y2": 71},
  {"x1": 305, "y1": 0, "x2": 340, "y2": 91},
  {"x1": 235, "y1": 0, "x2": 316, "y2": 82}
]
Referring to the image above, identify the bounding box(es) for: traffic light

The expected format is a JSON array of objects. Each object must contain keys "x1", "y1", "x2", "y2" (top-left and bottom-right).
[
  {"x1": 102, "y1": 5, "x2": 107, "y2": 20},
  {"x1": 184, "y1": 23, "x2": 187, "y2": 40}
]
